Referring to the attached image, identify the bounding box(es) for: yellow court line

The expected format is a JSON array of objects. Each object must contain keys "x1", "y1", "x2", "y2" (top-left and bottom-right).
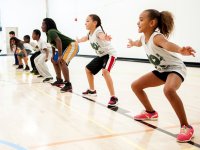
[
  {"x1": 29, "y1": 86, "x2": 145, "y2": 150},
  {"x1": 29, "y1": 129, "x2": 155, "y2": 149}
]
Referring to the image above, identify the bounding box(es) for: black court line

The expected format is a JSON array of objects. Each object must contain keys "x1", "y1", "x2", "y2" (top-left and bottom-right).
[
  {"x1": 72, "y1": 91, "x2": 200, "y2": 148},
  {"x1": 73, "y1": 92, "x2": 129, "y2": 114}
]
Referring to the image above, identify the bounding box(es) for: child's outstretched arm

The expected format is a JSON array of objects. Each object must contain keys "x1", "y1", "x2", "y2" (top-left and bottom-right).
[
  {"x1": 76, "y1": 36, "x2": 88, "y2": 43},
  {"x1": 98, "y1": 32, "x2": 112, "y2": 41},
  {"x1": 127, "y1": 38, "x2": 142, "y2": 48},
  {"x1": 154, "y1": 34, "x2": 196, "y2": 57}
]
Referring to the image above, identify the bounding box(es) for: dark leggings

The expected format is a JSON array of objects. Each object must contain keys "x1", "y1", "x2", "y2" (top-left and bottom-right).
[
  {"x1": 30, "y1": 51, "x2": 41, "y2": 70},
  {"x1": 14, "y1": 53, "x2": 18, "y2": 65}
]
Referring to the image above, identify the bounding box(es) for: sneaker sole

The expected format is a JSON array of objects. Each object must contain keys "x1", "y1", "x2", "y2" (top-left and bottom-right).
[
  {"x1": 107, "y1": 102, "x2": 118, "y2": 107},
  {"x1": 82, "y1": 94, "x2": 97, "y2": 97},
  {"x1": 60, "y1": 89, "x2": 72, "y2": 93},
  {"x1": 43, "y1": 79, "x2": 53, "y2": 83},
  {"x1": 134, "y1": 118, "x2": 158, "y2": 121},
  {"x1": 51, "y1": 83, "x2": 64, "y2": 87}
]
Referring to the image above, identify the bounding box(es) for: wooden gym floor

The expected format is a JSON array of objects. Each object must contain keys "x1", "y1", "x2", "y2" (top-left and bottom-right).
[{"x1": 0, "y1": 56, "x2": 199, "y2": 150}]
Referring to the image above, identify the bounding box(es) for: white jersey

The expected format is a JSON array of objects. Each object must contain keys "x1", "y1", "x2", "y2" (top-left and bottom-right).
[
  {"x1": 37, "y1": 38, "x2": 48, "y2": 53},
  {"x1": 23, "y1": 43, "x2": 34, "y2": 52},
  {"x1": 89, "y1": 26, "x2": 117, "y2": 57},
  {"x1": 141, "y1": 31, "x2": 187, "y2": 79}
]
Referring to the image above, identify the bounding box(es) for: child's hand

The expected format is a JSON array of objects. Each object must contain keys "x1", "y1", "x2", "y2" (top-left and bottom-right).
[
  {"x1": 127, "y1": 39, "x2": 133, "y2": 48},
  {"x1": 179, "y1": 46, "x2": 196, "y2": 57},
  {"x1": 58, "y1": 56, "x2": 64, "y2": 64},
  {"x1": 105, "y1": 34, "x2": 112, "y2": 41}
]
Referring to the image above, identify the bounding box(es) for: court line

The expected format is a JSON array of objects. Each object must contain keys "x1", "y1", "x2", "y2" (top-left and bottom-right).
[
  {"x1": 29, "y1": 128, "x2": 155, "y2": 149},
  {"x1": 0, "y1": 140, "x2": 27, "y2": 150},
  {"x1": 28, "y1": 120, "x2": 200, "y2": 149},
  {"x1": 30, "y1": 86, "x2": 145, "y2": 150},
  {"x1": 0, "y1": 80, "x2": 43, "y2": 85},
  {"x1": 2, "y1": 81, "x2": 200, "y2": 148},
  {"x1": 72, "y1": 91, "x2": 200, "y2": 148}
]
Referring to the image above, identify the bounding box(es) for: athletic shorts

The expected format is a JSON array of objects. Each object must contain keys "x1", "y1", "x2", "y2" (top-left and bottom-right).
[
  {"x1": 17, "y1": 49, "x2": 32, "y2": 58},
  {"x1": 152, "y1": 70, "x2": 184, "y2": 82},
  {"x1": 53, "y1": 42, "x2": 79, "y2": 64},
  {"x1": 86, "y1": 54, "x2": 116, "y2": 75},
  {"x1": 53, "y1": 51, "x2": 59, "y2": 62}
]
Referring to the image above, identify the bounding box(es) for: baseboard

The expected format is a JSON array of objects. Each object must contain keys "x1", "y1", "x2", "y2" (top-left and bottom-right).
[
  {"x1": 1, "y1": 54, "x2": 200, "y2": 68},
  {"x1": 76, "y1": 54, "x2": 200, "y2": 68}
]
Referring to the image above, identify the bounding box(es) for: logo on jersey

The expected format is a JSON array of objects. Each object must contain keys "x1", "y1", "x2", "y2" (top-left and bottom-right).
[
  {"x1": 147, "y1": 53, "x2": 167, "y2": 69},
  {"x1": 91, "y1": 42, "x2": 104, "y2": 55},
  {"x1": 91, "y1": 42, "x2": 100, "y2": 50}
]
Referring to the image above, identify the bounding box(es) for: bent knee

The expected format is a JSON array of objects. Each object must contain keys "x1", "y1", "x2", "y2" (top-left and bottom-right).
[
  {"x1": 163, "y1": 87, "x2": 176, "y2": 96},
  {"x1": 131, "y1": 81, "x2": 139, "y2": 92}
]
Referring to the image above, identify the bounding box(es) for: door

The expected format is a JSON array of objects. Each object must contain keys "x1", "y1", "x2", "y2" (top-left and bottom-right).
[{"x1": 5, "y1": 27, "x2": 18, "y2": 54}]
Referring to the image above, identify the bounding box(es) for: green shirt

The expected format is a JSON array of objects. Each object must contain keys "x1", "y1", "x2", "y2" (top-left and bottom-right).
[{"x1": 47, "y1": 29, "x2": 74, "y2": 50}]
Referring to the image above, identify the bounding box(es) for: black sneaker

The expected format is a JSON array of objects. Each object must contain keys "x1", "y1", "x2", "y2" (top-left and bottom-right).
[
  {"x1": 30, "y1": 70, "x2": 34, "y2": 73},
  {"x1": 16, "y1": 65, "x2": 23, "y2": 69},
  {"x1": 108, "y1": 96, "x2": 118, "y2": 106},
  {"x1": 43, "y1": 77, "x2": 53, "y2": 83},
  {"x1": 37, "y1": 75, "x2": 43, "y2": 78},
  {"x1": 34, "y1": 71, "x2": 39, "y2": 75},
  {"x1": 30, "y1": 69, "x2": 36, "y2": 73},
  {"x1": 82, "y1": 89, "x2": 97, "y2": 96},
  {"x1": 51, "y1": 78, "x2": 64, "y2": 86},
  {"x1": 60, "y1": 82, "x2": 72, "y2": 93},
  {"x1": 24, "y1": 65, "x2": 30, "y2": 71}
]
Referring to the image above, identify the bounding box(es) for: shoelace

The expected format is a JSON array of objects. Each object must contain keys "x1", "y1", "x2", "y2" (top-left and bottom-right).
[{"x1": 180, "y1": 126, "x2": 188, "y2": 135}]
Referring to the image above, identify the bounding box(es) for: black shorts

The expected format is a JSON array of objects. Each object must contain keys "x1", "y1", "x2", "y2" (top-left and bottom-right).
[
  {"x1": 152, "y1": 70, "x2": 184, "y2": 82},
  {"x1": 86, "y1": 54, "x2": 116, "y2": 75}
]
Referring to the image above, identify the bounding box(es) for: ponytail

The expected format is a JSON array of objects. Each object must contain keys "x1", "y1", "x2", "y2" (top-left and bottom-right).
[
  {"x1": 159, "y1": 11, "x2": 174, "y2": 38},
  {"x1": 145, "y1": 9, "x2": 174, "y2": 38}
]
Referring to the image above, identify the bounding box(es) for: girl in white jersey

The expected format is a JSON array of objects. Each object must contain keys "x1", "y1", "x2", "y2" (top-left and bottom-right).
[
  {"x1": 77, "y1": 14, "x2": 118, "y2": 106},
  {"x1": 127, "y1": 9, "x2": 196, "y2": 143}
]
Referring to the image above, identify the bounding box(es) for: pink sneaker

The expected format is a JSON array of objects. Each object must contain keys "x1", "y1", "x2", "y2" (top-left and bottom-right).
[
  {"x1": 177, "y1": 125, "x2": 194, "y2": 142},
  {"x1": 108, "y1": 97, "x2": 118, "y2": 106},
  {"x1": 134, "y1": 111, "x2": 158, "y2": 121}
]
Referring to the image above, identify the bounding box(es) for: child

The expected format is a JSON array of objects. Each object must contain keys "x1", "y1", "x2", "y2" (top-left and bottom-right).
[
  {"x1": 127, "y1": 9, "x2": 196, "y2": 142},
  {"x1": 32, "y1": 29, "x2": 53, "y2": 82},
  {"x1": 9, "y1": 31, "x2": 18, "y2": 65},
  {"x1": 23, "y1": 35, "x2": 34, "y2": 55},
  {"x1": 42, "y1": 18, "x2": 79, "y2": 92},
  {"x1": 30, "y1": 31, "x2": 41, "y2": 74},
  {"x1": 10, "y1": 37, "x2": 30, "y2": 70},
  {"x1": 77, "y1": 14, "x2": 118, "y2": 106}
]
